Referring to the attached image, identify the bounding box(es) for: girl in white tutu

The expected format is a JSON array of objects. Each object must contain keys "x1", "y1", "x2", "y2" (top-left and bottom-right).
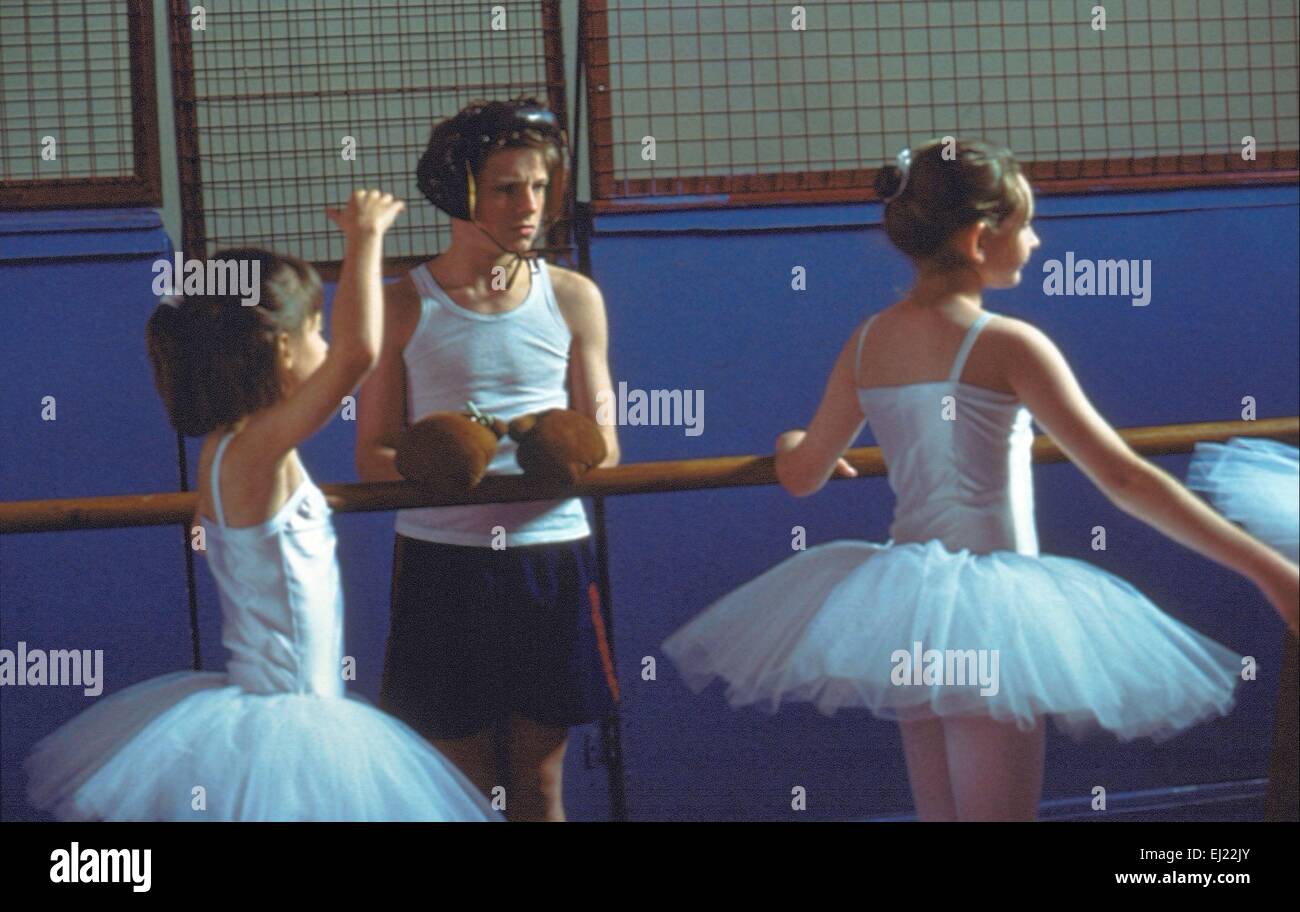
[
  {"x1": 24, "y1": 191, "x2": 499, "y2": 822},
  {"x1": 663, "y1": 139, "x2": 1300, "y2": 821}
]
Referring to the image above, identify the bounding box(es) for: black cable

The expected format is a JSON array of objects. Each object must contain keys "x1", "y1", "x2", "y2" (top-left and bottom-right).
[{"x1": 176, "y1": 429, "x2": 202, "y2": 671}]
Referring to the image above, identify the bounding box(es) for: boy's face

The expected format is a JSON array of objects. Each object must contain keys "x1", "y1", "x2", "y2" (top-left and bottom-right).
[{"x1": 472, "y1": 146, "x2": 550, "y2": 252}]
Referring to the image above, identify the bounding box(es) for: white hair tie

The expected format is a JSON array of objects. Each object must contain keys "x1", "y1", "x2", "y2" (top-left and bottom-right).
[{"x1": 883, "y1": 147, "x2": 912, "y2": 203}]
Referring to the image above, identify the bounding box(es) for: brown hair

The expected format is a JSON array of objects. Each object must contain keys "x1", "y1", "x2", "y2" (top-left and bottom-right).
[
  {"x1": 146, "y1": 248, "x2": 323, "y2": 437},
  {"x1": 873, "y1": 138, "x2": 1028, "y2": 272}
]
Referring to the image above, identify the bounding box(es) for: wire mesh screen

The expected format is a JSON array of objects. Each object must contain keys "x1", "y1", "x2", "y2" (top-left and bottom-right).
[
  {"x1": 583, "y1": 0, "x2": 1300, "y2": 207},
  {"x1": 170, "y1": 0, "x2": 565, "y2": 268},
  {"x1": 0, "y1": 0, "x2": 160, "y2": 207}
]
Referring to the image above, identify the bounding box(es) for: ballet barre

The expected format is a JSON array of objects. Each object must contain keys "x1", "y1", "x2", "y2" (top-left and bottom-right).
[{"x1": 1, "y1": 416, "x2": 1296, "y2": 535}]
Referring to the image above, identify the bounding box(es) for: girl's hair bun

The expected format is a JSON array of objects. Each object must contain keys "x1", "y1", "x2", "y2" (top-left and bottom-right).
[
  {"x1": 877, "y1": 137, "x2": 1025, "y2": 270},
  {"x1": 873, "y1": 164, "x2": 904, "y2": 201}
]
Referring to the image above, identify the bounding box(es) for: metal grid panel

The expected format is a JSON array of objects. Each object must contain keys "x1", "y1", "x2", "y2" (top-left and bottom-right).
[
  {"x1": 0, "y1": 0, "x2": 160, "y2": 208},
  {"x1": 584, "y1": 0, "x2": 1299, "y2": 207},
  {"x1": 171, "y1": 0, "x2": 566, "y2": 269}
]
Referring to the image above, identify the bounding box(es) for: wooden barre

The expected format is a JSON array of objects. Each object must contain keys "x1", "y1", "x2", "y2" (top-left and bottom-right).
[{"x1": 1, "y1": 416, "x2": 1295, "y2": 535}]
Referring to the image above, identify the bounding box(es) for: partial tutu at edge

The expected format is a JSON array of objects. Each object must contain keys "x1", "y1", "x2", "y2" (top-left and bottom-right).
[
  {"x1": 1188, "y1": 436, "x2": 1299, "y2": 563},
  {"x1": 24, "y1": 672, "x2": 500, "y2": 822},
  {"x1": 663, "y1": 539, "x2": 1242, "y2": 742}
]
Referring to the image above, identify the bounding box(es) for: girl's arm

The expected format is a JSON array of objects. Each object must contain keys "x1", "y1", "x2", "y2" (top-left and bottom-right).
[
  {"x1": 239, "y1": 191, "x2": 403, "y2": 468},
  {"x1": 1004, "y1": 318, "x2": 1298, "y2": 631},
  {"x1": 774, "y1": 325, "x2": 866, "y2": 496}
]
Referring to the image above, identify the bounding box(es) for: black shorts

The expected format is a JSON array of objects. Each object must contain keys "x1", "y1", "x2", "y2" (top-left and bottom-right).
[{"x1": 380, "y1": 534, "x2": 621, "y2": 740}]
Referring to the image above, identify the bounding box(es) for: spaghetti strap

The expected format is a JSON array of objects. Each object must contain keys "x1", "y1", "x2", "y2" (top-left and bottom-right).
[
  {"x1": 209, "y1": 431, "x2": 236, "y2": 528},
  {"x1": 947, "y1": 312, "x2": 994, "y2": 383},
  {"x1": 853, "y1": 315, "x2": 878, "y2": 387}
]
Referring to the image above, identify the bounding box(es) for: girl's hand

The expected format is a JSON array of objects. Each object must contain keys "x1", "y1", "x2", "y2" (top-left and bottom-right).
[
  {"x1": 325, "y1": 190, "x2": 405, "y2": 237},
  {"x1": 1258, "y1": 558, "x2": 1299, "y2": 635},
  {"x1": 831, "y1": 456, "x2": 858, "y2": 479},
  {"x1": 775, "y1": 429, "x2": 857, "y2": 479}
]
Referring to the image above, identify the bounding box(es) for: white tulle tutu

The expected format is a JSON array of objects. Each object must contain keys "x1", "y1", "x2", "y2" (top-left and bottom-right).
[
  {"x1": 1187, "y1": 437, "x2": 1299, "y2": 563},
  {"x1": 24, "y1": 672, "x2": 500, "y2": 822},
  {"x1": 663, "y1": 539, "x2": 1242, "y2": 741}
]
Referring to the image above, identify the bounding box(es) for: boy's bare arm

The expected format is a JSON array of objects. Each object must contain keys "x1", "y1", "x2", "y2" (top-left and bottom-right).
[
  {"x1": 355, "y1": 283, "x2": 414, "y2": 482},
  {"x1": 554, "y1": 268, "x2": 621, "y2": 467}
]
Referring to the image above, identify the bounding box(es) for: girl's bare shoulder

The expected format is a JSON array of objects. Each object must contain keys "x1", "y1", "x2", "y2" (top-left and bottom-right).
[
  {"x1": 982, "y1": 312, "x2": 1056, "y2": 358},
  {"x1": 196, "y1": 428, "x2": 298, "y2": 527}
]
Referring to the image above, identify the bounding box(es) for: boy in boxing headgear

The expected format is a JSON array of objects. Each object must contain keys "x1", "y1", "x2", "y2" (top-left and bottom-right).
[{"x1": 356, "y1": 97, "x2": 622, "y2": 822}]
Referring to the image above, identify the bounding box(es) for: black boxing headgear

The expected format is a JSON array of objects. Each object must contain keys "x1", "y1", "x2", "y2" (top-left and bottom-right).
[{"x1": 415, "y1": 98, "x2": 568, "y2": 223}]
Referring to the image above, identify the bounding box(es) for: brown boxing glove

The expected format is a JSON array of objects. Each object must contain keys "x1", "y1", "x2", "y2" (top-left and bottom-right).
[
  {"x1": 395, "y1": 402, "x2": 507, "y2": 497},
  {"x1": 508, "y1": 408, "x2": 607, "y2": 485}
]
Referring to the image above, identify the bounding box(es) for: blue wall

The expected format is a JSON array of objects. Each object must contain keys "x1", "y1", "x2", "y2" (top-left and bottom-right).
[
  {"x1": 2, "y1": 186, "x2": 1296, "y2": 820},
  {"x1": 2, "y1": 211, "x2": 194, "y2": 822},
  {"x1": 590, "y1": 186, "x2": 1299, "y2": 820}
]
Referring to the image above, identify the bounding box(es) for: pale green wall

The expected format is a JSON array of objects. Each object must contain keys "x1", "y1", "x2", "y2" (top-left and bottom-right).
[{"x1": 4, "y1": 0, "x2": 1296, "y2": 258}]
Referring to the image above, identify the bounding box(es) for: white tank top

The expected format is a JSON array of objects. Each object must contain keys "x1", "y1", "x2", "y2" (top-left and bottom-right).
[
  {"x1": 203, "y1": 431, "x2": 345, "y2": 696},
  {"x1": 856, "y1": 311, "x2": 1039, "y2": 556},
  {"x1": 394, "y1": 258, "x2": 591, "y2": 546}
]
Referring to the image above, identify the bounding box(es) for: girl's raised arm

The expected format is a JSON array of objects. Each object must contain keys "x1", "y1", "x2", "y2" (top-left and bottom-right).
[
  {"x1": 1004, "y1": 318, "x2": 1298, "y2": 630},
  {"x1": 239, "y1": 191, "x2": 404, "y2": 467}
]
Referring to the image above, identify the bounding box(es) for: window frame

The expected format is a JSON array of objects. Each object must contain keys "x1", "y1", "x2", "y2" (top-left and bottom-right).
[{"x1": 0, "y1": 0, "x2": 162, "y2": 210}]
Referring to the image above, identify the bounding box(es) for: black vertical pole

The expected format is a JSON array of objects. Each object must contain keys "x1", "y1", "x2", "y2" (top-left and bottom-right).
[
  {"x1": 573, "y1": 0, "x2": 628, "y2": 821},
  {"x1": 176, "y1": 430, "x2": 202, "y2": 671},
  {"x1": 591, "y1": 496, "x2": 628, "y2": 821},
  {"x1": 167, "y1": 2, "x2": 204, "y2": 672},
  {"x1": 1265, "y1": 632, "x2": 1299, "y2": 820}
]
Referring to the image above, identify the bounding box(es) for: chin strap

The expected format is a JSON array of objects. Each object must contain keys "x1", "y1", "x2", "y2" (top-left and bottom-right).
[{"x1": 469, "y1": 220, "x2": 542, "y2": 290}]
